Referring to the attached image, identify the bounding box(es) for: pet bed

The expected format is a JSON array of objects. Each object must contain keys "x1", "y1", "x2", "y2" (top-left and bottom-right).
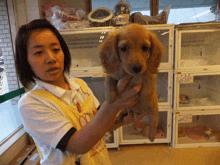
[{"x1": 88, "y1": 7, "x2": 114, "y2": 27}]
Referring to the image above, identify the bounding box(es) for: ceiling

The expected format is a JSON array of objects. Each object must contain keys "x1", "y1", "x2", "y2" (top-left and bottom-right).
[{"x1": 92, "y1": 0, "x2": 217, "y2": 11}]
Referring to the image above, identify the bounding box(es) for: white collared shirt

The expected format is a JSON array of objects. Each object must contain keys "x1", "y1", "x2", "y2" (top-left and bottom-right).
[
  {"x1": 18, "y1": 76, "x2": 100, "y2": 165},
  {"x1": 35, "y1": 76, "x2": 99, "y2": 106}
]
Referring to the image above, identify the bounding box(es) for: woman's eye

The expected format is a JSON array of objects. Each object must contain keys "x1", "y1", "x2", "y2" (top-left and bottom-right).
[
  {"x1": 53, "y1": 48, "x2": 60, "y2": 53},
  {"x1": 142, "y1": 45, "x2": 148, "y2": 51},
  {"x1": 34, "y1": 51, "x2": 43, "y2": 55},
  {"x1": 121, "y1": 45, "x2": 129, "y2": 52}
]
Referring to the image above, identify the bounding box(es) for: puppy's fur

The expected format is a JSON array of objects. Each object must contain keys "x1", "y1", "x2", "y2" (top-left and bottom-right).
[{"x1": 99, "y1": 24, "x2": 163, "y2": 142}]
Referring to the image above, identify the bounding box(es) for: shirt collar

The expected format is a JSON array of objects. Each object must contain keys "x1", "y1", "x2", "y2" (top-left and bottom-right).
[{"x1": 35, "y1": 76, "x2": 81, "y2": 98}]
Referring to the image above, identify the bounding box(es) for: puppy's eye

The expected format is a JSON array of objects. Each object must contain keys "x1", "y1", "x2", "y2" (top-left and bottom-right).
[
  {"x1": 121, "y1": 45, "x2": 129, "y2": 52},
  {"x1": 142, "y1": 45, "x2": 148, "y2": 51}
]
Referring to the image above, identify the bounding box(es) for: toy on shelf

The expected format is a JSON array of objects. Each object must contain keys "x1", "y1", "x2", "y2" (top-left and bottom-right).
[
  {"x1": 204, "y1": 127, "x2": 220, "y2": 142},
  {"x1": 114, "y1": 0, "x2": 131, "y2": 26},
  {"x1": 130, "y1": 5, "x2": 171, "y2": 25}
]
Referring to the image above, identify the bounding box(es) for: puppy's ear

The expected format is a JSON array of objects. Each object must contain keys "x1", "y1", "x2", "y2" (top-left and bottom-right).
[
  {"x1": 147, "y1": 32, "x2": 163, "y2": 74},
  {"x1": 99, "y1": 32, "x2": 120, "y2": 74}
]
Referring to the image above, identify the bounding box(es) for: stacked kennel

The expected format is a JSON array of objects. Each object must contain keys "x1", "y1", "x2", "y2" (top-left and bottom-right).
[
  {"x1": 172, "y1": 22, "x2": 220, "y2": 148},
  {"x1": 118, "y1": 24, "x2": 175, "y2": 145},
  {"x1": 60, "y1": 24, "x2": 175, "y2": 149}
]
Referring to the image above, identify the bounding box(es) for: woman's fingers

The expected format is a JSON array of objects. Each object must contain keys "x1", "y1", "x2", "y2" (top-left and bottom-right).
[
  {"x1": 135, "y1": 113, "x2": 148, "y2": 121},
  {"x1": 114, "y1": 86, "x2": 141, "y2": 109},
  {"x1": 129, "y1": 94, "x2": 139, "y2": 107},
  {"x1": 117, "y1": 75, "x2": 133, "y2": 93},
  {"x1": 120, "y1": 85, "x2": 142, "y2": 100}
]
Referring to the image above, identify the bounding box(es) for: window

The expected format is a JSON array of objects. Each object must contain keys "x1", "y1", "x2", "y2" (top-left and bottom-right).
[
  {"x1": 92, "y1": 0, "x2": 218, "y2": 24},
  {"x1": 0, "y1": 0, "x2": 22, "y2": 148},
  {"x1": 159, "y1": 0, "x2": 217, "y2": 24}
]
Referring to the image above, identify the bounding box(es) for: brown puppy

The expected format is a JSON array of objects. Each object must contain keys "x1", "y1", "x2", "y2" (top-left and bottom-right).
[{"x1": 99, "y1": 24, "x2": 163, "y2": 142}]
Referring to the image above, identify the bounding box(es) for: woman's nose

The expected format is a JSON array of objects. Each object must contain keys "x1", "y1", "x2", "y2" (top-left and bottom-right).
[{"x1": 45, "y1": 50, "x2": 56, "y2": 63}]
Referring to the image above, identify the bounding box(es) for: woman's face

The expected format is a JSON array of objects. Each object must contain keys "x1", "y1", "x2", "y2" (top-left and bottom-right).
[{"x1": 27, "y1": 29, "x2": 65, "y2": 85}]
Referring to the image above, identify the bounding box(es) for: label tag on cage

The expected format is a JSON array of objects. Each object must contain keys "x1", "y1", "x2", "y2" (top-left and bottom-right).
[
  {"x1": 178, "y1": 115, "x2": 193, "y2": 123},
  {"x1": 179, "y1": 74, "x2": 193, "y2": 83},
  {"x1": 92, "y1": 74, "x2": 106, "y2": 77}
]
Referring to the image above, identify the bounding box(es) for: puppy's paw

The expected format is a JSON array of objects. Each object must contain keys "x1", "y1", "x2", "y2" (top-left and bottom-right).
[
  {"x1": 148, "y1": 134, "x2": 156, "y2": 142},
  {"x1": 148, "y1": 127, "x2": 157, "y2": 142}
]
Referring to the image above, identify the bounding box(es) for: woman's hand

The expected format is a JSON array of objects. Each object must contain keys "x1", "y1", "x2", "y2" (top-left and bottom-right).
[
  {"x1": 110, "y1": 75, "x2": 142, "y2": 112},
  {"x1": 107, "y1": 75, "x2": 144, "y2": 131}
]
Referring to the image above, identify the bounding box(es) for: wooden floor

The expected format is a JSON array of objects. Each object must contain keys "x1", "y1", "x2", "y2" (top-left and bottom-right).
[{"x1": 108, "y1": 144, "x2": 220, "y2": 165}]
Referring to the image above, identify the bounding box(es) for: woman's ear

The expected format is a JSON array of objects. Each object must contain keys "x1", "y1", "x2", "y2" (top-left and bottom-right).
[
  {"x1": 99, "y1": 31, "x2": 121, "y2": 74},
  {"x1": 147, "y1": 32, "x2": 163, "y2": 74}
]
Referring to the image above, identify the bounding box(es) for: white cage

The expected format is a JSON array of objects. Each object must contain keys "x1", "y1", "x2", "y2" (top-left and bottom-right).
[
  {"x1": 172, "y1": 110, "x2": 220, "y2": 148},
  {"x1": 175, "y1": 23, "x2": 220, "y2": 72},
  {"x1": 174, "y1": 71, "x2": 220, "y2": 111},
  {"x1": 119, "y1": 110, "x2": 172, "y2": 145}
]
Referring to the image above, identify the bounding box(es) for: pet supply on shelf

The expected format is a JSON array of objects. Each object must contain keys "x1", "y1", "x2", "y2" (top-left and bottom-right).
[
  {"x1": 46, "y1": 4, "x2": 89, "y2": 30},
  {"x1": 179, "y1": 94, "x2": 190, "y2": 104},
  {"x1": 87, "y1": 7, "x2": 114, "y2": 27},
  {"x1": 130, "y1": 5, "x2": 171, "y2": 25},
  {"x1": 114, "y1": 0, "x2": 131, "y2": 26},
  {"x1": 44, "y1": 4, "x2": 61, "y2": 19},
  {"x1": 185, "y1": 126, "x2": 206, "y2": 140}
]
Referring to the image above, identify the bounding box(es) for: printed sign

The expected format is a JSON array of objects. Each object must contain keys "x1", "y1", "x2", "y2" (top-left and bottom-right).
[
  {"x1": 178, "y1": 115, "x2": 193, "y2": 123},
  {"x1": 92, "y1": 73, "x2": 106, "y2": 77},
  {"x1": 179, "y1": 74, "x2": 193, "y2": 83}
]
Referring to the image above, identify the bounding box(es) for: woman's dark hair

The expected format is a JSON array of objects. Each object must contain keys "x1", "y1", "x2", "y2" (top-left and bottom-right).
[{"x1": 15, "y1": 18, "x2": 71, "y2": 88}]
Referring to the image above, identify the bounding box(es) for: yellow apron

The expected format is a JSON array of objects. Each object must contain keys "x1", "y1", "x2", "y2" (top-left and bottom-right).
[{"x1": 31, "y1": 78, "x2": 112, "y2": 165}]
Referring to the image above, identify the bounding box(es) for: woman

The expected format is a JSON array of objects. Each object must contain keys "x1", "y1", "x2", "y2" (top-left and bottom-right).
[{"x1": 16, "y1": 19, "x2": 142, "y2": 165}]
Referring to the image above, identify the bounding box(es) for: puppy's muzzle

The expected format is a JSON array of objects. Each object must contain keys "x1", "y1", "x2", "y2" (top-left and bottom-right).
[{"x1": 131, "y1": 64, "x2": 143, "y2": 74}]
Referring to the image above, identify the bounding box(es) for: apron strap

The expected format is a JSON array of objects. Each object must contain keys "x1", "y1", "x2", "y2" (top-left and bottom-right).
[{"x1": 74, "y1": 78, "x2": 89, "y2": 94}]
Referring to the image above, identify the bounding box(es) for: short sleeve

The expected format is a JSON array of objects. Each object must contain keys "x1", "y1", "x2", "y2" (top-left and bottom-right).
[{"x1": 18, "y1": 93, "x2": 73, "y2": 149}]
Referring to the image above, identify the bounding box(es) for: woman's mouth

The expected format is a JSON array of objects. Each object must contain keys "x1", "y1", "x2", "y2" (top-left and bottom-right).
[{"x1": 47, "y1": 67, "x2": 59, "y2": 75}]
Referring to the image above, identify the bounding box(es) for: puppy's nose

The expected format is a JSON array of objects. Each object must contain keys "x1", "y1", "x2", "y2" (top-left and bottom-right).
[{"x1": 131, "y1": 64, "x2": 142, "y2": 73}]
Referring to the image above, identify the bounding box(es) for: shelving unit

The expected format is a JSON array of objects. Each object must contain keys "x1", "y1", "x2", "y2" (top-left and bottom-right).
[{"x1": 173, "y1": 22, "x2": 220, "y2": 148}]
